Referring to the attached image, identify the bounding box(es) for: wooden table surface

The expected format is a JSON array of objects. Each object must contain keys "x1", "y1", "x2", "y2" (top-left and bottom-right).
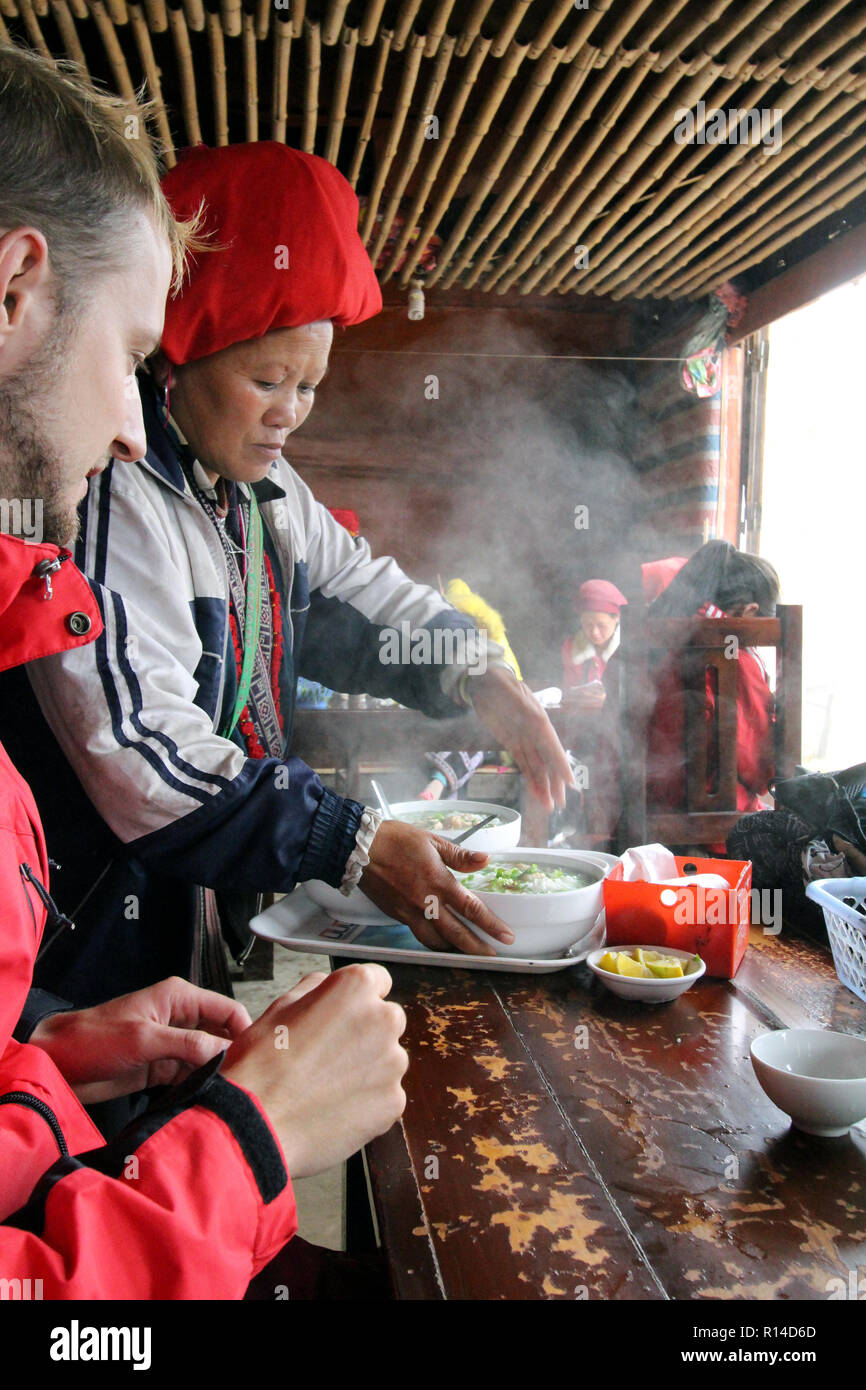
[{"x1": 361, "y1": 926, "x2": 866, "y2": 1300}]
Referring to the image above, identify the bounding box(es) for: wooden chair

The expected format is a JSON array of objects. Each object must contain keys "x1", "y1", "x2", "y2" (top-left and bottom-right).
[{"x1": 617, "y1": 604, "x2": 802, "y2": 852}]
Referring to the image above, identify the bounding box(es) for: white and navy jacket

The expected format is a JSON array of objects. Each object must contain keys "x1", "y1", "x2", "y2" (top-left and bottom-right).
[{"x1": 5, "y1": 377, "x2": 488, "y2": 1005}]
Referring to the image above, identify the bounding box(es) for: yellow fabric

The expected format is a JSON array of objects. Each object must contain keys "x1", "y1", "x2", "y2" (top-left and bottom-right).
[{"x1": 445, "y1": 578, "x2": 522, "y2": 680}]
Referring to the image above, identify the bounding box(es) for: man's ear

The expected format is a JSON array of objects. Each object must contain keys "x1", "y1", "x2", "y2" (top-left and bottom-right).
[
  {"x1": 742, "y1": 602, "x2": 760, "y2": 618},
  {"x1": 0, "y1": 227, "x2": 51, "y2": 340}
]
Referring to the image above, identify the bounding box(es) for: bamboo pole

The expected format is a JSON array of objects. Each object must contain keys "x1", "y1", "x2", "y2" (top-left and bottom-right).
[
  {"x1": 379, "y1": 35, "x2": 491, "y2": 281},
  {"x1": 510, "y1": 51, "x2": 661, "y2": 294},
  {"x1": 254, "y1": 0, "x2": 269, "y2": 42},
  {"x1": 242, "y1": 9, "x2": 258, "y2": 141},
  {"x1": 143, "y1": 0, "x2": 167, "y2": 32},
  {"x1": 359, "y1": 0, "x2": 386, "y2": 47},
  {"x1": 271, "y1": 13, "x2": 292, "y2": 141},
  {"x1": 595, "y1": 78, "x2": 821, "y2": 299},
  {"x1": 49, "y1": 0, "x2": 88, "y2": 67},
  {"x1": 128, "y1": 2, "x2": 174, "y2": 159},
  {"x1": 455, "y1": 0, "x2": 494, "y2": 57},
  {"x1": 392, "y1": 0, "x2": 422, "y2": 52},
  {"x1": 207, "y1": 8, "x2": 229, "y2": 144},
  {"x1": 490, "y1": 0, "x2": 531, "y2": 59},
  {"x1": 652, "y1": 80, "x2": 866, "y2": 294},
  {"x1": 67, "y1": 0, "x2": 87, "y2": 16},
  {"x1": 220, "y1": 0, "x2": 241, "y2": 39},
  {"x1": 434, "y1": 41, "x2": 565, "y2": 286},
  {"x1": 322, "y1": 0, "x2": 348, "y2": 46},
  {"x1": 551, "y1": 57, "x2": 726, "y2": 294},
  {"x1": 324, "y1": 25, "x2": 358, "y2": 165},
  {"x1": 367, "y1": 33, "x2": 456, "y2": 266},
  {"x1": 464, "y1": 45, "x2": 600, "y2": 287},
  {"x1": 687, "y1": 165, "x2": 866, "y2": 300},
  {"x1": 347, "y1": 27, "x2": 392, "y2": 187},
  {"x1": 423, "y1": 0, "x2": 457, "y2": 59},
  {"x1": 291, "y1": 0, "x2": 305, "y2": 38},
  {"x1": 301, "y1": 18, "x2": 321, "y2": 154},
  {"x1": 105, "y1": 0, "x2": 128, "y2": 25},
  {"x1": 590, "y1": 51, "x2": 866, "y2": 297},
  {"x1": 567, "y1": 66, "x2": 785, "y2": 294},
  {"x1": 31, "y1": 0, "x2": 49, "y2": 15},
  {"x1": 396, "y1": 38, "x2": 530, "y2": 287},
  {"x1": 528, "y1": 0, "x2": 586, "y2": 61},
  {"x1": 168, "y1": 2, "x2": 202, "y2": 144},
  {"x1": 753, "y1": 0, "x2": 850, "y2": 81},
  {"x1": 595, "y1": 0, "x2": 656, "y2": 62},
  {"x1": 181, "y1": 0, "x2": 204, "y2": 29},
  {"x1": 17, "y1": 0, "x2": 51, "y2": 56},
  {"x1": 0, "y1": 11, "x2": 7, "y2": 39},
  {"x1": 0, "y1": 0, "x2": 18, "y2": 16},
  {"x1": 87, "y1": 0, "x2": 137, "y2": 98},
  {"x1": 662, "y1": 116, "x2": 866, "y2": 298},
  {"x1": 482, "y1": 52, "x2": 625, "y2": 291},
  {"x1": 360, "y1": 31, "x2": 426, "y2": 241}
]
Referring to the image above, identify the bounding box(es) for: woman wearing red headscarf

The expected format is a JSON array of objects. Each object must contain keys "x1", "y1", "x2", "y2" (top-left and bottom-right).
[
  {"x1": 8, "y1": 143, "x2": 572, "y2": 1030},
  {"x1": 561, "y1": 578, "x2": 628, "y2": 710}
]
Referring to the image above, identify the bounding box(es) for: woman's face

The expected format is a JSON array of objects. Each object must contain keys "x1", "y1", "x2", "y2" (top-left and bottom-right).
[
  {"x1": 579, "y1": 609, "x2": 619, "y2": 649},
  {"x1": 166, "y1": 321, "x2": 333, "y2": 482}
]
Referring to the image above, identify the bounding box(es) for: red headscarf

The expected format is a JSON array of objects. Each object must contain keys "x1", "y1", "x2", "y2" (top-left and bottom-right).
[
  {"x1": 573, "y1": 579, "x2": 628, "y2": 615},
  {"x1": 160, "y1": 143, "x2": 382, "y2": 366}
]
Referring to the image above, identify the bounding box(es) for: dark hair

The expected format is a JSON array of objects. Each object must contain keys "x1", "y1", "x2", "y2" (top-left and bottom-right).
[
  {"x1": 648, "y1": 540, "x2": 780, "y2": 619},
  {"x1": 0, "y1": 42, "x2": 192, "y2": 305}
]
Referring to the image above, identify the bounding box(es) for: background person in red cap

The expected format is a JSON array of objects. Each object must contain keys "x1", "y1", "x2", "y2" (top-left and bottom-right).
[
  {"x1": 5, "y1": 141, "x2": 573, "y2": 1094},
  {"x1": 561, "y1": 578, "x2": 629, "y2": 709}
]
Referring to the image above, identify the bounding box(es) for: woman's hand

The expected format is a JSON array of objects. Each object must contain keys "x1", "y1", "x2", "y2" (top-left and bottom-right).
[
  {"x1": 29, "y1": 978, "x2": 251, "y2": 1103},
  {"x1": 360, "y1": 820, "x2": 515, "y2": 956},
  {"x1": 469, "y1": 667, "x2": 575, "y2": 811},
  {"x1": 564, "y1": 683, "x2": 606, "y2": 710}
]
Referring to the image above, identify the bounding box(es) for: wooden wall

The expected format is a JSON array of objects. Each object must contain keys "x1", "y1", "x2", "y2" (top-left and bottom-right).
[{"x1": 290, "y1": 286, "x2": 646, "y2": 686}]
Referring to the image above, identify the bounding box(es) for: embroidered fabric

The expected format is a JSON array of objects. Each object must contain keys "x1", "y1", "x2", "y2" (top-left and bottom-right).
[{"x1": 340, "y1": 808, "x2": 384, "y2": 894}]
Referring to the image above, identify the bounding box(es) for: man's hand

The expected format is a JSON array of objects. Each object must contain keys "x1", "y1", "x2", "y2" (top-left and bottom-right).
[
  {"x1": 470, "y1": 666, "x2": 574, "y2": 811},
  {"x1": 30, "y1": 977, "x2": 251, "y2": 1104},
  {"x1": 564, "y1": 683, "x2": 606, "y2": 711},
  {"x1": 221, "y1": 965, "x2": 407, "y2": 1178},
  {"x1": 360, "y1": 819, "x2": 515, "y2": 956}
]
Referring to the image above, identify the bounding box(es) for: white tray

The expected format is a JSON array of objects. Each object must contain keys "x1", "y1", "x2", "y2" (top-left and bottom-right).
[{"x1": 251, "y1": 889, "x2": 606, "y2": 974}]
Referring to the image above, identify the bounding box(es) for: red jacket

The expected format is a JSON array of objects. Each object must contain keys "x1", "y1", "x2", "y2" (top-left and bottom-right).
[
  {"x1": 0, "y1": 535, "x2": 296, "y2": 1297},
  {"x1": 647, "y1": 641, "x2": 775, "y2": 815}
]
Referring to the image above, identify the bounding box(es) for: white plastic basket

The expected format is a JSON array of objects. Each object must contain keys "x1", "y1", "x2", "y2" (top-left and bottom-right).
[{"x1": 806, "y1": 877, "x2": 866, "y2": 1004}]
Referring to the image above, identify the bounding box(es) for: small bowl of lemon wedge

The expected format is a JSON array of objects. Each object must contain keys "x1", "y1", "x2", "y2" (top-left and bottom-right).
[{"x1": 586, "y1": 944, "x2": 706, "y2": 1002}]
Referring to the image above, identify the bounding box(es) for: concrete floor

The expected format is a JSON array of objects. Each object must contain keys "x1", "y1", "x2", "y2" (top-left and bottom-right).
[{"x1": 234, "y1": 949, "x2": 344, "y2": 1251}]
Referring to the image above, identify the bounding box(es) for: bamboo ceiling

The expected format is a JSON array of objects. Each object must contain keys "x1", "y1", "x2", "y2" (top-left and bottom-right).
[{"x1": 3, "y1": 0, "x2": 866, "y2": 301}]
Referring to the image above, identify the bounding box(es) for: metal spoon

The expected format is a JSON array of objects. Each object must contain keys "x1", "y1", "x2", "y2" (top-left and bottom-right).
[{"x1": 451, "y1": 813, "x2": 498, "y2": 845}]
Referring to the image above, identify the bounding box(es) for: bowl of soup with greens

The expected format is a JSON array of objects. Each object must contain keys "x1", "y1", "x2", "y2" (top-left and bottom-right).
[
  {"x1": 389, "y1": 800, "x2": 521, "y2": 852},
  {"x1": 453, "y1": 847, "x2": 617, "y2": 958}
]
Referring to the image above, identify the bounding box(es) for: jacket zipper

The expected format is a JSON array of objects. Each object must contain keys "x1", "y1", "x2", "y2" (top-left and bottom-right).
[
  {"x1": 0, "y1": 1093, "x2": 68, "y2": 1156},
  {"x1": 20, "y1": 862, "x2": 76, "y2": 961}
]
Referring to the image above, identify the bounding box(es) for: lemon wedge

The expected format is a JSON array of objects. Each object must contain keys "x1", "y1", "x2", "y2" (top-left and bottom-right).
[
  {"x1": 617, "y1": 952, "x2": 653, "y2": 978},
  {"x1": 598, "y1": 951, "x2": 620, "y2": 974},
  {"x1": 647, "y1": 960, "x2": 684, "y2": 979},
  {"x1": 636, "y1": 948, "x2": 663, "y2": 965}
]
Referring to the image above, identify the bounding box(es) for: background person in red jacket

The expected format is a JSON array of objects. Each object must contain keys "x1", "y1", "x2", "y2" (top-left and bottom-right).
[
  {"x1": 645, "y1": 540, "x2": 780, "y2": 821},
  {"x1": 0, "y1": 42, "x2": 406, "y2": 1299}
]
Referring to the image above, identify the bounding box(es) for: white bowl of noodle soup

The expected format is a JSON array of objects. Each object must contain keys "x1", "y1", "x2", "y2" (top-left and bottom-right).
[
  {"x1": 388, "y1": 800, "x2": 521, "y2": 851},
  {"x1": 453, "y1": 848, "x2": 617, "y2": 958}
]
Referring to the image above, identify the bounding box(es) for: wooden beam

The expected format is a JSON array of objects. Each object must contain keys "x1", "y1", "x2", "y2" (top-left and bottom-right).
[{"x1": 729, "y1": 219, "x2": 866, "y2": 342}]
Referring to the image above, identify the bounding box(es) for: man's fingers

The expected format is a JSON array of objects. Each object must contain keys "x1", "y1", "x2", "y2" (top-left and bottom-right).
[
  {"x1": 152, "y1": 1024, "x2": 228, "y2": 1072},
  {"x1": 281, "y1": 970, "x2": 329, "y2": 1006},
  {"x1": 446, "y1": 883, "x2": 514, "y2": 944},
  {"x1": 431, "y1": 907, "x2": 499, "y2": 957},
  {"x1": 158, "y1": 977, "x2": 252, "y2": 1038}
]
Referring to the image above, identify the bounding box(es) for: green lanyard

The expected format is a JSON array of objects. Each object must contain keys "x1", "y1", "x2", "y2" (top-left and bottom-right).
[{"x1": 221, "y1": 489, "x2": 264, "y2": 740}]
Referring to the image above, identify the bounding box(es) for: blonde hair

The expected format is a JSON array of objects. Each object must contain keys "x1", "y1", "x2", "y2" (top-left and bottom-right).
[{"x1": 0, "y1": 42, "x2": 197, "y2": 300}]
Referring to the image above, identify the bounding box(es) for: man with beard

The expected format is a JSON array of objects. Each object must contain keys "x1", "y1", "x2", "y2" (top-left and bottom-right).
[{"x1": 0, "y1": 42, "x2": 407, "y2": 1298}]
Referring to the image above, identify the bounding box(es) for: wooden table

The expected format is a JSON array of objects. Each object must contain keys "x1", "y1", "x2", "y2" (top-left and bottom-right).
[{"x1": 361, "y1": 925, "x2": 866, "y2": 1300}]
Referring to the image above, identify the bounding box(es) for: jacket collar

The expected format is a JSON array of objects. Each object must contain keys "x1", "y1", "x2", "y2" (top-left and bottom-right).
[
  {"x1": 138, "y1": 372, "x2": 286, "y2": 506},
  {"x1": 0, "y1": 532, "x2": 103, "y2": 673},
  {"x1": 568, "y1": 625, "x2": 621, "y2": 670}
]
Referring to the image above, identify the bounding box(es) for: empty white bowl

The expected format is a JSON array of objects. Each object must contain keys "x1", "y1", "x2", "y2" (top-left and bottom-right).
[
  {"x1": 453, "y1": 848, "x2": 616, "y2": 958},
  {"x1": 586, "y1": 944, "x2": 706, "y2": 1002},
  {"x1": 303, "y1": 801, "x2": 520, "y2": 925},
  {"x1": 750, "y1": 1029, "x2": 866, "y2": 1137}
]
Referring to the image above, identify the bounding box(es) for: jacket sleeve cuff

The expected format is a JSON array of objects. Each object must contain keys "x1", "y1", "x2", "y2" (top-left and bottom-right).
[
  {"x1": 13, "y1": 988, "x2": 76, "y2": 1044},
  {"x1": 297, "y1": 786, "x2": 365, "y2": 888}
]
